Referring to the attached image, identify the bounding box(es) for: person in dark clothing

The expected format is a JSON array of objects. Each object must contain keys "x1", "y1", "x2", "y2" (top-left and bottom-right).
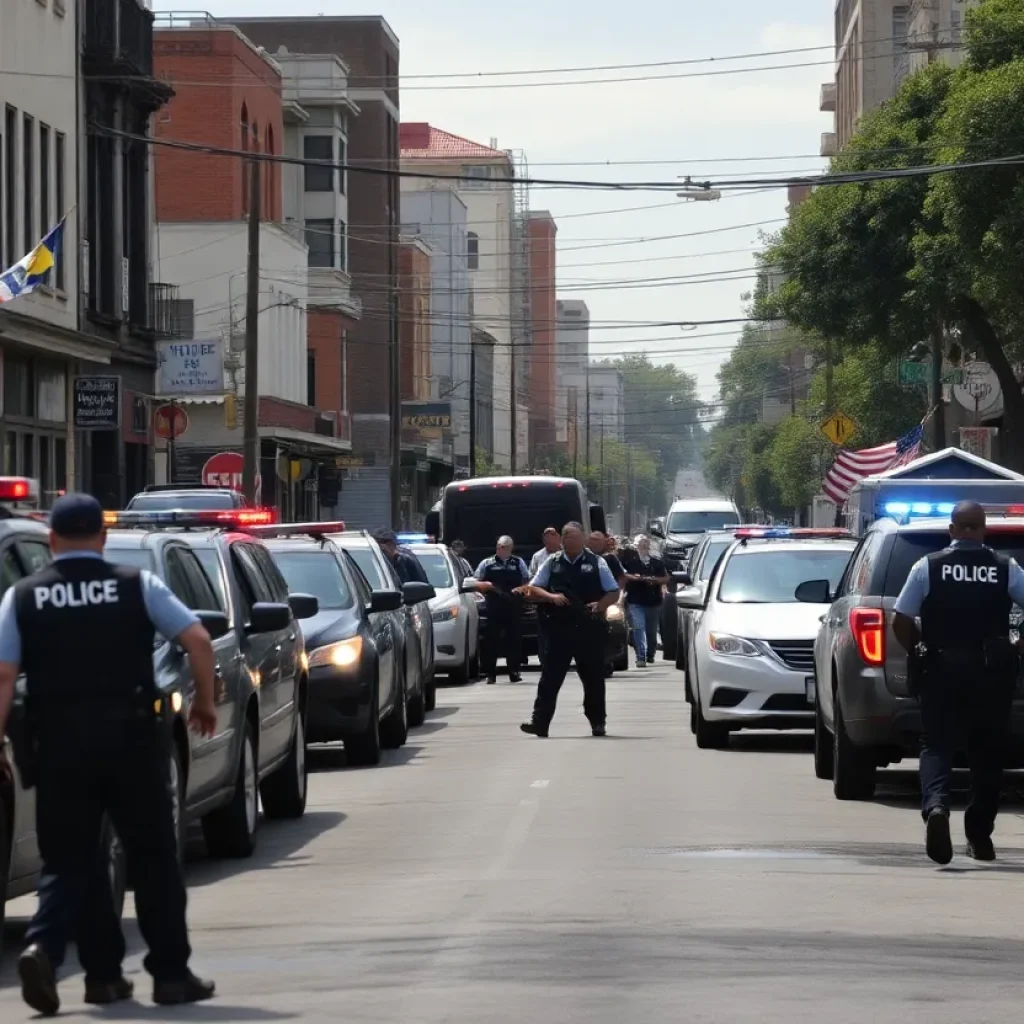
[
  {"x1": 374, "y1": 529, "x2": 430, "y2": 585},
  {"x1": 893, "y1": 500, "x2": 1024, "y2": 866},
  {"x1": 474, "y1": 536, "x2": 530, "y2": 683},
  {"x1": 516, "y1": 522, "x2": 620, "y2": 737},
  {"x1": 0, "y1": 494, "x2": 217, "y2": 1015},
  {"x1": 588, "y1": 531, "x2": 625, "y2": 585},
  {"x1": 620, "y1": 534, "x2": 669, "y2": 666}
]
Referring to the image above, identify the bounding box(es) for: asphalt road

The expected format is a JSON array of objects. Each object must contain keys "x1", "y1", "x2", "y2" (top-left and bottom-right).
[{"x1": 5, "y1": 661, "x2": 1024, "y2": 1022}]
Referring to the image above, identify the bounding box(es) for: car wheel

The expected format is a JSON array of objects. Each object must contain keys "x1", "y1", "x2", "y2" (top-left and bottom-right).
[
  {"x1": 694, "y1": 686, "x2": 729, "y2": 750},
  {"x1": 261, "y1": 709, "x2": 308, "y2": 819},
  {"x1": 99, "y1": 815, "x2": 127, "y2": 919},
  {"x1": 346, "y1": 676, "x2": 382, "y2": 766},
  {"x1": 202, "y1": 721, "x2": 258, "y2": 858},
  {"x1": 689, "y1": 699, "x2": 697, "y2": 735},
  {"x1": 832, "y1": 693, "x2": 876, "y2": 800},
  {"x1": 814, "y1": 692, "x2": 834, "y2": 781},
  {"x1": 675, "y1": 620, "x2": 688, "y2": 672},
  {"x1": 380, "y1": 664, "x2": 408, "y2": 750},
  {"x1": 168, "y1": 742, "x2": 186, "y2": 864},
  {"x1": 449, "y1": 626, "x2": 471, "y2": 685}
]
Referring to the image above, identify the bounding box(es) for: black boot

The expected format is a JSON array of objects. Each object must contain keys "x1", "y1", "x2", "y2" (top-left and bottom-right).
[
  {"x1": 18, "y1": 944, "x2": 60, "y2": 1016},
  {"x1": 153, "y1": 972, "x2": 216, "y2": 1006},
  {"x1": 85, "y1": 976, "x2": 135, "y2": 1004},
  {"x1": 520, "y1": 721, "x2": 549, "y2": 738},
  {"x1": 925, "y1": 808, "x2": 953, "y2": 865}
]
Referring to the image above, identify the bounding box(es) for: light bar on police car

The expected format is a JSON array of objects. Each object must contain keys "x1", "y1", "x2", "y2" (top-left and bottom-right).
[
  {"x1": 242, "y1": 520, "x2": 347, "y2": 539},
  {"x1": 732, "y1": 527, "x2": 851, "y2": 539},
  {"x1": 397, "y1": 532, "x2": 430, "y2": 544},
  {"x1": 883, "y1": 501, "x2": 957, "y2": 517},
  {"x1": 103, "y1": 508, "x2": 278, "y2": 528},
  {"x1": 0, "y1": 477, "x2": 39, "y2": 503}
]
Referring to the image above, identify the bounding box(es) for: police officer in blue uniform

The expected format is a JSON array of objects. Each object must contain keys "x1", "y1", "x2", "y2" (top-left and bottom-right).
[
  {"x1": 893, "y1": 500, "x2": 1024, "y2": 866},
  {"x1": 0, "y1": 494, "x2": 218, "y2": 1015},
  {"x1": 474, "y1": 536, "x2": 530, "y2": 683},
  {"x1": 516, "y1": 521, "x2": 620, "y2": 737}
]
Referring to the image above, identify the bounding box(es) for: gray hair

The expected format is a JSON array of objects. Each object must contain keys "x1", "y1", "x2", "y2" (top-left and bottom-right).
[
  {"x1": 561, "y1": 521, "x2": 584, "y2": 537},
  {"x1": 497, "y1": 535, "x2": 514, "y2": 547},
  {"x1": 634, "y1": 533, "x2": 649, "y2": 546}
]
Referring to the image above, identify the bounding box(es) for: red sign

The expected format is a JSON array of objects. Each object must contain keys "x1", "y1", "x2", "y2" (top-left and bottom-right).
[
  {"x1": 201, "y1": 452, "x2": 261, "y2": 501},
  {"x1": 154, "y1": 404, "x2": 189, "y2": 440}
]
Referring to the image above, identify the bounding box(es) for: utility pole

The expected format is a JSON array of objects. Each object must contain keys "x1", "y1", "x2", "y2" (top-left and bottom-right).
[
  {"x1": 509, "y1": 344, "x2": 517, "y2": 474},
  {"x1": 389, "y1": 288, "x2": 401, "y2": 527},
  {"x1": 931, "y1": 319, "x2": 945, "y2": 450},
  {"x1": 624, "y1": 445, "x2": 633, "y2": 534},
  {"x1": 469, "y1": 339, "x2": 477, "y2": 477},
  {"x1": 242, "y1": 159, "x2": 261, "y2": 505}
]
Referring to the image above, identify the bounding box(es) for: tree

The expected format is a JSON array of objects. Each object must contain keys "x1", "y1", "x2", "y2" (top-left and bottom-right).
[{"x1": 769, "y1": 416, "x2": 825, "y2": 512}]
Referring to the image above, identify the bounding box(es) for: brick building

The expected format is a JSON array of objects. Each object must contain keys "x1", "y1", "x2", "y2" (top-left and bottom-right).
[{"x1": 526, "y1": 211, "x2": 557, "y2": 459}]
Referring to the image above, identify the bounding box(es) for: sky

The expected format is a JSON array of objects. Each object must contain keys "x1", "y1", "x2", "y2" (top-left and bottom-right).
[{"x1": 151, "y1": 0, "x2": 834, "y2": 407}]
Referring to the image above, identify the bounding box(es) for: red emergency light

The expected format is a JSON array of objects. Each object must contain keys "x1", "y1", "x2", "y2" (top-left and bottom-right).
[
  {"x1": 104, "y1": 507, "x2": 278, "y2": 529},
  {"x1": 243, "y1": 520, "x2": 347, "y2": 539},
  {"x1": 732, "y1": 527, "x2": 852, "y2": 540},
  {"x1": 0, "y1": 477, "x2": 38, "y2": 502}
]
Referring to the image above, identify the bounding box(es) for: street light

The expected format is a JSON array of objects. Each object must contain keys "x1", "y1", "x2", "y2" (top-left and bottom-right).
[{"x1": 677, "y1": 175, "x2": 721, "y2": 202}]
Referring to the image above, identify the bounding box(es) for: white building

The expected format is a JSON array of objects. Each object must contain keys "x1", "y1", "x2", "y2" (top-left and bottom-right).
[
  {"x1": 401, "y1": 123, "x2": 526, "y2": 471},
  {"x1": 907, "y1": 0, "x2": 979, "y2": 76},
  {"x1": 555, "y1": 298, "x2": 589, "y2": 444},
  {"x1": 560, "y1": 365, "x2": 625, "y2": 451}
]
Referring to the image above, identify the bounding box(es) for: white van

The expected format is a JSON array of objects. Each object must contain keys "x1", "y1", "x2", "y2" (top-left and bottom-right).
[{"x1": 653, "y1": 498, "x2": 741, "y2": 571}]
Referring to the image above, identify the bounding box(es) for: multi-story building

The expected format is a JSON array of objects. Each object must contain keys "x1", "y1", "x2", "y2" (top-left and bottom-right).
[
  {"x1": 554, "y1": 299, "x2": 589, "y2": 447},
  {"x1": 400, "y1": 187, "x2": 471, "y2": 471},
  {"x1": 400, "y1": 122, "x2": 530, "y2": 473},
  {"x1": 471, "y1": 328, "x2": 496, "y2": 466},
  {"x1": 560, "y1": 364, "x2": 625, "y2": 453},
  {"x1": 232, "y1": 15, "x2": 400, "y2": 526},
  {"x1": 907, "y1": 0, "x2": 979, "y2": 75},
  {"x1": 152, "y1": 19, "x2": 354, "y2": 522},
  {"x1": 527, "y1": 211, "x2": 557, "y2": 460}
]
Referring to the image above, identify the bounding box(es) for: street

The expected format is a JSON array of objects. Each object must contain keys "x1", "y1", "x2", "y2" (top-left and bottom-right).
[{"x1": 5, "y1": 663, "x2": 1024, "y2": 1023}]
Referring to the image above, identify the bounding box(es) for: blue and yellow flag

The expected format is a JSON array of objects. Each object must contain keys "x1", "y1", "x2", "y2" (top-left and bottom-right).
[{"x1": 0, "y1": 220, "x2": 64, "y2": 304}]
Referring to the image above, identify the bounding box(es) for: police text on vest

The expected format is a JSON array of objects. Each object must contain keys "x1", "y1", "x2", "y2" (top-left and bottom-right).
[
  {"x1": 941, "y1": 564, "x2": 999, "y2": 584},
  {"x1": 34, "y1": 579, "x2": 120, "y2": 610}
]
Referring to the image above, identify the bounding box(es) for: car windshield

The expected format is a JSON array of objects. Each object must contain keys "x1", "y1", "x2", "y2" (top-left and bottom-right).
[
  {"x1": 668, "y1": 511, "x2": 738, "y2": 534},
  {"x1": 718, "y1": 547, "x2": 854, "y2": 603},
  {"x1": 415, "y1": 550, "x2": 452, "y2": 589},
  {"x1": 103, "y1": 547, "x2": 155, "y2": 571},
  {"x1": 345, "y1": 547, "x2": 388, "y2": 590},
  {"x1": 698, "y1": 539, "x2": 735, "y2": 582},
  {"x1": 883, "y1": 533, "x2": 1024, "y2": 596},
  {"x1": 271, "y1": 551, "x2": 352, "y2": 610},
  {"x1": 127, "y1": 491, "x2": 239, "y2": 511}
]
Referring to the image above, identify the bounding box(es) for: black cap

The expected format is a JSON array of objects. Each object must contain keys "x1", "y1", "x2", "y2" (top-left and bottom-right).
[
  {"x1": 50, "y1": 493, "x2": 104, "y2": 539},
  {"x1": 373, "y1": 528, "x2": 397, "y2": 545}
]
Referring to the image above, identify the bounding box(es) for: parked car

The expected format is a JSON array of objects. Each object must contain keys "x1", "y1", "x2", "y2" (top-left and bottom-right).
[
  {"x1": 677, "y1": 528, "x2": 856, "y2": 749},
  {"x1": 407, "y1": 543, "x2": 480, "y2": 683},
  {"x1": 808, "y1": 513, "x2": 1024, "y2": 800},
  {"x1": 104, "y1": 509, "x2": 319, "y2": 859},
  {"x1": 125, "y1": 485, "x2": 274, "y2": 519},
  {"x1": 333, "y1": 532, "x2": 437, "y2": 712},
  {"x1": 257, "y1": 526, "x2": 415, "y2": 765}
]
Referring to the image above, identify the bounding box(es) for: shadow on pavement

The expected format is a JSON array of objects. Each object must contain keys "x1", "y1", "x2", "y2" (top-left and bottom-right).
[
  {"x1": 84, "y1": 1004, "x2": 298, "y2": 1021},
  {"x1": 308, "y1": 743, "x2": 427, "y2": 773},
  {"x1": 725, "y1": 733, "x2": 814, "y2": 754},
  {"x1": 412, "y1": 720, "x2": 448, "y2": 736},
  {"x1": 424, "y1": 705, "x2": 460, "y2": 718}
]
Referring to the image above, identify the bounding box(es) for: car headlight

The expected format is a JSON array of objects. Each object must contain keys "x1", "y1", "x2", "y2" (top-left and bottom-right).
[
  {"x1": 708, "y1": 632, "x2": 761, "y2": 657},
  {"x1": 308, "y1": 636, "x2": 363, "y2": 670},
  {"x1": 605, "y1": 605, "x2": 623, "y2": 620},
  {"x1": 431, "y1": 603, "x2": 460, "y2": 623}
]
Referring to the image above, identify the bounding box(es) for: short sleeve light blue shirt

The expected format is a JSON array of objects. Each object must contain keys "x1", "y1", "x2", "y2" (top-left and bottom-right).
[
  {"x1": 893, "y1": 540, "x2": 1024, "y2": 617},
  {"x1": 0, "y1": 551, "x2": 200, "y2": 666},
  {"x1": 474, "y1": 556, "x2": 529, "y2": 582},
  {"x1": 530, "y1": 551, "x2": 619, "y2": 593}
]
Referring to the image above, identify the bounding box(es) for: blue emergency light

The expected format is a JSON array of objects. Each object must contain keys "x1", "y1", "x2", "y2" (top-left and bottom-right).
[
  {"x1": 882, "y1": 501, "x2": 957, "y2": 518},
  {"x1": 397, "y1": 532, "x2": 430, "y2": 544},
  {"x1": 732, "y1": 527, "x2": 851, "y2": 540}
]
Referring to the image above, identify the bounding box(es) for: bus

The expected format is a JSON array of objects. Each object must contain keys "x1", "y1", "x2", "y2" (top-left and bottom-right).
[{"x1": 425, "y1": 476, "x2": 605, "y2": 568}]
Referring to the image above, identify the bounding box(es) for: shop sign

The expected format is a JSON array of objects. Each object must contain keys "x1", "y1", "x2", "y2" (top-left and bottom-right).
[
  {"x1": 156, "y1": 339, "x2": 224, "y2": 396},
  {"x1": 73, "y1": 376, "x2": 121, "y2": 430}
]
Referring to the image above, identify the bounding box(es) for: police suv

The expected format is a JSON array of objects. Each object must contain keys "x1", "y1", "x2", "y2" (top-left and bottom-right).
[{"x1": 103, "y1": 508, "x2": 319, "y2": 859}]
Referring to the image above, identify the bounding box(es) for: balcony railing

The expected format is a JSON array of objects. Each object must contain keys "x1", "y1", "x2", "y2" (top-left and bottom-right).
[
  {"x1": 148, "y1": 282, "x2": 185, "y2": 339},
  {"x1": 84, "y1": 0, "x2": 155, "y2": 76}
]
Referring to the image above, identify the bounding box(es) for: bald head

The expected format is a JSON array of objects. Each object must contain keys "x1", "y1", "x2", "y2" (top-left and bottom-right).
[
  {"x1": 588, "y1": 531, "x2": 607, "y2": 553},
  {"x1": 950, "y1": 500, "x2": 986, "y2": 542}
]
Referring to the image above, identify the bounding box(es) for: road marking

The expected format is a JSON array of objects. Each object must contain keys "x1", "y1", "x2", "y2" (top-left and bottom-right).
[{"x1": 531, "y1": 779, "x2": 550, "y2": 789}]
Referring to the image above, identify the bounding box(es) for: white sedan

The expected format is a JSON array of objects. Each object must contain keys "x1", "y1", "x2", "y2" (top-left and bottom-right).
[
  {"x1": 409, "y1": 543, "x2": 480, "y2": 684},
  {"x1": 677, "y1": 530, "x2": 856, "y2": 749}
]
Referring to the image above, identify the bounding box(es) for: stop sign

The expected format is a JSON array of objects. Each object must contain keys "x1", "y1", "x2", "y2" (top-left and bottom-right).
[{"x1": 202, "y1": 452, "x2": 245, "y2": 492}]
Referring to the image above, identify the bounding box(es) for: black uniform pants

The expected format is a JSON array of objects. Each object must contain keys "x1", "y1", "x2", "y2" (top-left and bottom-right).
[
  {"x1": 918, "y1": 668, "x2": 1014, "y2": 838},
  {"x1": 25, "y1": 706, "x2": 191, "y2": 982},
  {"x1": 482, "y1": 610, "x2": 523, "y2": 677},
  {"x1": 532, "y1": 617, "x2": 607, "y2": 726}
]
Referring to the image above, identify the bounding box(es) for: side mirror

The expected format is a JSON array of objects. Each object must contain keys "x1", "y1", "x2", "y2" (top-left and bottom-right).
[
  {"x1": 248, "y1": 602, "x2": 291, "y2": 634},
  {"x1": 795, "y1": 579, "x2": 832, "y2": 604},
  {"x1": 671, "y1": 570, "x2": 691, "y2": 586},
  {"x1": 288, "y1": 593, "x2": 320, "y2": 620},
  {"x1": 425, "y1": 510, "x2": 440, "y2": 538},
  {"x1": 196, "y1": 609, "x2": 230, "y2": 641},
  {"x1": 459, "y1": 579, "x2": 478, "y2": 593},
  {"x1": 675, "y1": 586, "x2": 705, "y2": 610},
  {"x1": 403, "y1": 581, "x2": 435, "y2": 605},
  {"x1": 368, "y1": 589, "x2": 403, "y2": 613}
]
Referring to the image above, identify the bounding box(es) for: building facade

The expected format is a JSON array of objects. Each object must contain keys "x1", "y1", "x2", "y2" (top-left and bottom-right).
[
  {"x1": 554, "y1": 299, "x2": 589, "y2": 446},
  {"x1": 907, "y1": 0, "x2": 979, "y2": 75},
  {"x1": 526, "y1": 211, "x2": 557, "y2": 460}
]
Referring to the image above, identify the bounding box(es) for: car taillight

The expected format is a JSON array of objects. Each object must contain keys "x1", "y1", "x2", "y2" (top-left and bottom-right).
[{"x1": 850, "y1": 608, "x2": 885, "y2": 665}]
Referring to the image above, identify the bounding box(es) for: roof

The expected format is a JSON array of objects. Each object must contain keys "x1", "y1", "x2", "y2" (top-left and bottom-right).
[
  {"x1": 400, "y1": 122, "x2": 508, "y2": 161},
  {"x1": 870, "y1": 447, "x2": 1024, "y2": 483}
]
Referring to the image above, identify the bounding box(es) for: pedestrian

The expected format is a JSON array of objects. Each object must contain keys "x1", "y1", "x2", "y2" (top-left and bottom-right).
[
  {"x1": 620, "y1": 534, "x2": 669, "y2": 668},
  {"x1": 450, "y1": 538, "x2": 473, "y2": 575},
  {"x1": 515, "y1": 522, "x2": 620, "y2": 737},
  {"x1": 474, "y1": 535, "x2": 530, "y2": 683},
  {"x1": 374, "y1": 528, "x2": 429, "y2": 584},
  {"x1": 0, "y1": 493, "x2": 217, "y2": 1015},
  {"x1": 530, "y1": 526, "x2": 561, "y2": 577},
  {"x1": 893, "y1": 500, "x2": 1024, "y2": 866},
  {"x1": 588, "y1": 531, "x2": 625, "y2": 586}
]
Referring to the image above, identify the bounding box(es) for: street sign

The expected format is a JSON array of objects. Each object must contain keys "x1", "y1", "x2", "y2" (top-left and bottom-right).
[
  {"x1": 202, "y1": 451, "x2": 262, "y2": 501},
  {"x1": 820, "y1": 412, "x2": 856, "y2": 446},
  {"x1": 154, "y1": 403, "x2": 189, "y2": 440}
]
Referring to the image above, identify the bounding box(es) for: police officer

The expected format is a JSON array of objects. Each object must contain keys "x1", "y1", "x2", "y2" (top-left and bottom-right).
[
  {"x1": 0, "y1": 493, "x2": 218, "y2": 1014},
  {"x1": 474, "y1": 535, "x2": 530, "y2": 684},
  {"x1": 529, "y1": 528, "x2": 562, "y2": 667},
  {"x1": 451, "y1": 538, "x2": 473, "y2": 575},
  {"x1": 374, "y1": 529, "x2": 430, "y2": 585},
  {"x1": 516, "y1": 521, "x2": 620, "y2": 737},
  {"x1": 893, "y1": 500, "x2": 1024, "y2": 866}
]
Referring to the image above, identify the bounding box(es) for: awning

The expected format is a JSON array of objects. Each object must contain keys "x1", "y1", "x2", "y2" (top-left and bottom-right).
[{"x1": 261, "y1": 425, "x2": 353, "y2": 455}]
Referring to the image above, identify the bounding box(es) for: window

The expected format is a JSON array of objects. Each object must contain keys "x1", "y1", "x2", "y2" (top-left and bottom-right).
[
  {"x1": 0, "y1": 547, "x2": 23, "y2": 594},
  {"x1": 717, "y1": 549, "x2": 854, "y2": 604},
  {"x1": 16, "y1": 539, "x2": 51, "y2": 575},
  {"x1": 462, "y1": 165, "x2": 491, "y2": 189},
  {"x1": 338, "y1": 220, "x2": 347, "y2": 271},
  {"x1": 39, "y1": 123, "x2": 50, "y2": 239},
  {"x1": 307, "y1": 351, "x2": 316, "y2": 406},
  {"x1": 5, "y1": 107, "x2": 16, "y2": 267},
  {"x1": 467, "y1": 231, "x2": 479, "y2": 270},
  {"x1": 272, "y1": 551, "x2": 353, "y2": 610},
  {"x1": 303, "y1": 135, "x2": 334, "y2": 191},
  {"x1": 192, "y1": 546, "x2": 228, "y2": 611},
  {"x1": 338, "y1": 138, "x2": 347, "y2": 195},
  {"x1": 36, "y1": 363, "x2": 66, "y2": 422},
  {"x1": 54, "y1": 132, "x2": 65, "y2": 288},
  {"x1": 4, "y1": 354, "x2": 32, "y2": 417},
  {"x1": 249, "y1": 544, "x2": 290, "y2": 602},
  {"x1": 305, "y1": 218, "x2": 334, "y2": 268},
  {"x1": 23, "y1": 114, "x2": 34, "y2": 252}
]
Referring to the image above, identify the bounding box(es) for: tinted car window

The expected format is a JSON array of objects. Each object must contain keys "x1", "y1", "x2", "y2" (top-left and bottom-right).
[
  {"x1": 414, "y1": 551, "x2": 452, "y2": 589},
  {"x1": 250, "y1": 544, "x2": 290, "y2": 602},
  {"x1": 127, "y1": 492, "x2": 239, "y2": 511},
  {"x1": 698, "y1": 539, "x2": 734, "y2": 582},
  {"x1": 272, "y1": 551, "x2": 353, "y2": 610},
  {"x1": 0, "y1": 546, "x2": 22, "y2": 592},
  {"x1": 668, "y1": 511, "x2": 738, "y2": 533},
  {"x1": 882, "y1": 533, "x2": 1024, "y2": 596},
  {"x1": 192, "y1": 546, "x2": 228, "y2": 610},
  {"x1": 718, "y1": 548, "x2": 854, "y2": 604},
  {"x1": 347, "y1": 547, "x2": 388, "y2": 590},
  {"x1": 104, "y1": 547, "x2": 156, "y2": 572},
  {"x1": 16, "y1": 539, "x2": 51, "y2": 574}
]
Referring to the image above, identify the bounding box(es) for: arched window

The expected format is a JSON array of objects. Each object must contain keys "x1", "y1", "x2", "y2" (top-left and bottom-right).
[
  {"x1": 467, "y1": 231, "x2": 479, "y2": 271},
  {"x1": 240, "y1": 105, "x2": 249, "y2": 214}
]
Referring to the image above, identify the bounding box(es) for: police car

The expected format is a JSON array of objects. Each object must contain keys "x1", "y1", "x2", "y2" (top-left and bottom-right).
[
  {"x1": 0, "y1": 480, "x2": 128, "y2": 940},
  {"x1": 103, "y1": 508, "x2": 320, "y2": 859}
]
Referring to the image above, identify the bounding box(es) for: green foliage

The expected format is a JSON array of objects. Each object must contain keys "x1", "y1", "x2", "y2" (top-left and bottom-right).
[
  {"x1": 768, "y1": 416, "x2": 825, "y2": 510},
  {"x1": 473, "y1": 447, "x2": 501, "y2": 477}
]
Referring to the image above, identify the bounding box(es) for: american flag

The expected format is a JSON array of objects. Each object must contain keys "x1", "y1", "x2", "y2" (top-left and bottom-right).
[{"x1": 822, "y1": 423, "x2": 925, "y2": 506}]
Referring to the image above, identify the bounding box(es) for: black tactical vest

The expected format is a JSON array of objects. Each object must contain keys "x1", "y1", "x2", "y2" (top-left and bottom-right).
[
  {"x1": 920, "y1": 545, "x2": 1012, "y2": 652},
  {"x1": 480, "y1": 556, "x2": 526, "y2": 616},
  {"x1": 14, "y1": 558, "x2": 157, "y2": 702},
  {"x1": 544, "y1": 550, "x2": 609, "y2": 620}
]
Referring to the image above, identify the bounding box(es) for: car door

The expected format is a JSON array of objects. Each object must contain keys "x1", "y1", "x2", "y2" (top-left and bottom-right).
[
  {"x1": 343, "y1": 551, "x2": 396, "y2": 710},
  {"x1": 452, "y1": 553, "x2": 479, "y2": 656},
  {"x1": 345, "y1": 546, "x2": 397, "y2": 710}
]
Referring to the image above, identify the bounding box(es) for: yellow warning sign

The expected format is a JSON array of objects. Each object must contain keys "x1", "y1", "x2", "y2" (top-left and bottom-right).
[{"x1": 820, "y1": 412, "x2": 856, "y2": 446}]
